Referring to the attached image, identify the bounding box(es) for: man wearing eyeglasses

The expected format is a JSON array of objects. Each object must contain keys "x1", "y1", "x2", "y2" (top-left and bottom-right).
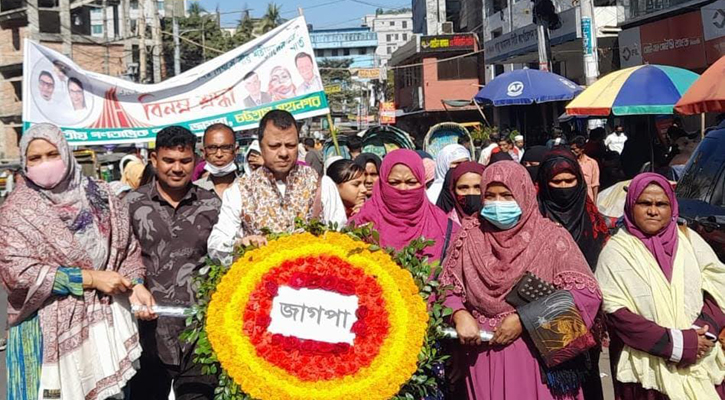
[{"x1": 194, "y1": 123, "x2": 240, "y2": 198}]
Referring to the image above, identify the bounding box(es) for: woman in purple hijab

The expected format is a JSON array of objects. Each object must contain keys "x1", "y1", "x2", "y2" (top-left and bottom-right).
[{"x1": 596, "y1": 173, "x2": 725, "y2": 400}]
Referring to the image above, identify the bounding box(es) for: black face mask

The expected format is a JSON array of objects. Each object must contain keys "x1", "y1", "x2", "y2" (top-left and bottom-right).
[
  {"x1": 549, "y1": 186, "x2": 580, "y2": 206},
  {"x1": 458, "y1": 194, "x2": 483, "y2": 216},
  {"x1": 526, "y1": 166, "x2": 539, "y2": 182}
]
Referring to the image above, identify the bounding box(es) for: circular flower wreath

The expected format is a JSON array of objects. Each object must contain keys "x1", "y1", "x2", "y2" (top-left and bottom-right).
[{"x1": 206, "y1": 232, "x2": 429, "y2": 400}]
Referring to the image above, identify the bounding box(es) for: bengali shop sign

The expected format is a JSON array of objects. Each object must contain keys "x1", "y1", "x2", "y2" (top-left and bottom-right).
[
  {"x1": 22, "y1": 17, "x2": 329, "y2": 145},
  {"x1": 379, "y1": 102, "x2": 395, "y2": 124}
]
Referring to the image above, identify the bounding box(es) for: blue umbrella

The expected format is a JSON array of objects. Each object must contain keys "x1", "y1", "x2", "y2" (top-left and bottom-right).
[{"x1": 474, "y1": 68, "x2": 583, "y2": 106}]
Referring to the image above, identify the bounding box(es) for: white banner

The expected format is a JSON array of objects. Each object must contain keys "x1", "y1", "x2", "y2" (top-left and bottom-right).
[{"x1": 22, "y1": 17, "x2": 329, "y2": 145}]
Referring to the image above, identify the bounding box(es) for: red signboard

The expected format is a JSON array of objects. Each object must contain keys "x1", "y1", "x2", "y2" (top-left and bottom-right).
[{"x1": 638, "y1": 12, "x2": 706, "y2": 70}]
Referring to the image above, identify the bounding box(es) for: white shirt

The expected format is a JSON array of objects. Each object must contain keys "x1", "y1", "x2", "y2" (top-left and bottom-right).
[
  {"x1": 206, "y1": 180, "x2": 288, "y2": 266},
  {"x1": 478, "y1": 143, "x2": 498, "y2": 165},
  {"x1": 605, "y1": 132, "x2": 628, "y2": 154}
]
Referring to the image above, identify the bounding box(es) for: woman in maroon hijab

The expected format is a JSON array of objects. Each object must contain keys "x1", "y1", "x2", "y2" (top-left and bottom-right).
[
  {"x1": 440, "y1": 161, "x2": 601, "y2": 399},
  {"x1": 349, "y1": 149, "x2": 456, "y2": 263}
]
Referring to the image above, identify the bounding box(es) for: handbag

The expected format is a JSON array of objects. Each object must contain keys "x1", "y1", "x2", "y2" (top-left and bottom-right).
[{"x1": 504, "y1": 271, "x2": 558, "y2": 308}]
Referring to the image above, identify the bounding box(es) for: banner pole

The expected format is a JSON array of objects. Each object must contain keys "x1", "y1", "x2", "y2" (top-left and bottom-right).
[{"x1": 327, "y1": 114, "x2": 341, "y2": 156}]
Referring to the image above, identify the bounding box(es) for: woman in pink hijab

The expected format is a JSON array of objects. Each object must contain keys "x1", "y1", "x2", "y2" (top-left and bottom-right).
[
  {"x1": 349, "y1": 149, "x2": 456, "y2": 263},
  {"x1": 440, "y1": 161, "x2": 601, "y2": 400}
]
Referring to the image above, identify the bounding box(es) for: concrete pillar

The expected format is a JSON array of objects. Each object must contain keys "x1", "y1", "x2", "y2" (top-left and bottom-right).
[{"x1": 59, "y1": 0, "x2": 72, "y2": 57}]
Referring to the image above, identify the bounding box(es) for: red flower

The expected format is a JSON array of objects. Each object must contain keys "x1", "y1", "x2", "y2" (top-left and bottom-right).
[
  {"x1": 356, "y1": 305, "x2": 369, "y2": 319},
  {"x1": 264, "y1": 281, "x2": 279, "y2": 296}
]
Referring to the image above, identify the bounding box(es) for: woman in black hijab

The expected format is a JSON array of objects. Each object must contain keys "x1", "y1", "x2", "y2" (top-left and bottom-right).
[
  {"x1": 521, "y1": 145, "x2": 548, "y2": 182},
  {"x1": 537, "y1": 148, "x2": 610, "y2": 400},
  {"x1": 536, "y1": 148, "x2": 610, "y2": 270}
]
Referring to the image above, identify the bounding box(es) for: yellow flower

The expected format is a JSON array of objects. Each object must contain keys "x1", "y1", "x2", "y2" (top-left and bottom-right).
[{"x1": 206, "y1": 232, "x2": 428, "y2": 400}]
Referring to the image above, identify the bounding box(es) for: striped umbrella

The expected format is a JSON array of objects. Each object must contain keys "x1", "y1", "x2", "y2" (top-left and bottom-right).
[
  {"x1": 566, "y1": 65, "x2": 699, "y2": 116},
  {"x1": 674, "y1": 56, "x2": 725, "y2": 115}
]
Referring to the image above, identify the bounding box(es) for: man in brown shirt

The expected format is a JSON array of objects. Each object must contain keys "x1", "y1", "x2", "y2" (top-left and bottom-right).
[{"x1": 127, "y1": 126, "x2": 221, "y2": 399}]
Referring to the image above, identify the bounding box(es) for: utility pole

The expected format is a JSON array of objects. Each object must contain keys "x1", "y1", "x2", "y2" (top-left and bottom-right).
[
  {"x1": 59, "y1": 0, "x2": 72, "y2": 57},
  {"x1": 536, "y1": 23, "x2": 551, "y2": 71},
  {"x1": 103, "y1": 0, "x2": 110, "y2": 74},
  {"x1": 580, "y1": 0, "x2": 599, "y2": 86},
  {"x1": 173, "y1": 7, "x2": 180, "y2": 76},
  {"x1": 151, "y1": 0, "x2": 163, "y2": 82},
  {"x1": 138, "y1": 0, "x2": 147, "y2": 83}
]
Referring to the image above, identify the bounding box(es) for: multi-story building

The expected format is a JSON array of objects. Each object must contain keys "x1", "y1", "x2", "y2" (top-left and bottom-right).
[
  {"x1": 89, "y1": 0, "x2": 186, "y2": 39},
  {"x1": 481, "y1": 0, "x2": 619, "y2": 84},
  {"x1": 309, "y1": 26, "x2": 377, "y2": 68},
  {"x1": 362, "y1": 11, "x2": 413, "y2": 66},
  {"x1": 412, "y1": 0, "x2": 449, "y2": 35},
  {"x1": 389, "y1": 32, "x2": 484, "y2": 138},
  {"x1": 618, "y1": 0, "x2": 724, "y2": 72},
  {"x1": 0, "y1": 0, "x2": 129, "y2": 159}
]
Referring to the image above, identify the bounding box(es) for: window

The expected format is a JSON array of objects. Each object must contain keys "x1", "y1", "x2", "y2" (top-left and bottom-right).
[
  {"x1": 389, "y1": 21, "x2": 394, "y2": 26},
  {"x1": 437, "y1": 57, "x2": 478, "y2": 81},
  {"x1": 91, "y1": 8, "x2": 102, "y2": 16},
  {"x1": 360, "y1": 47, "x2": 367, "y2": 55},
  {"x1": 314, "y1": 49, "x2": 322, "y2": 57},
  {"x1": 343, "y1": 48, "x2": 350, "y2": 56},
  {"x1": 402, "y1": 21, "x2": 408, "y2": 29},
  {"x1": 130, "y1": 0, "x2": 138, "y2": 9},
  {"x1": 92, "y1": 24, "x2": 103, "y2": 35},
  {"x1": 332, "y1": 49, "x2": 339, "y2": 56},
  {"x1": 394, "y1": 34, "x2": 399, "y2": 40},
  {"x1": 402, "y1": 33, "x2": 407, "y2": 41},
  {"x1": 387, "y1": 47, "x2": 393, "y2": 54},
  {"x1": 157, "y1": 1, "x2": 164, "y2": 11},
  {"x1": 386, "y1": 34, "x2": 392, "y2": 42}
]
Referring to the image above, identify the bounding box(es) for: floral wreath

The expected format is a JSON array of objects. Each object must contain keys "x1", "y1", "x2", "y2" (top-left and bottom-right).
[{"x1": 203, "y1": 230, "x2": 434, "y2": 400}]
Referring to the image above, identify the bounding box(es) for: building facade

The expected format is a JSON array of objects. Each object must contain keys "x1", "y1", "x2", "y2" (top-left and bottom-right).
[
  {"x1": 0, "y1": 0, "x2": 129, "y2": 160},
  {"x1": 309, "y1": 27, "x2": 378, "y2": 68},
  {"x1": 618, "y1": 0, "x2": 724, "y2": 72},
  {"x1": 389, "y1": 33, "x2": 483, "y2": 138},
  {"x1": 481, "y1": 0, "x2": 620, "y2": 84},
  {"x1": 412, "y1": 0, "x2": 449, "y2": 35},
  {"x1": 362, "y1": 11, "x2": 414, "y2": 66},
  {"x1": 89, "y1": 0, "x2": 186, "y2": 39}
]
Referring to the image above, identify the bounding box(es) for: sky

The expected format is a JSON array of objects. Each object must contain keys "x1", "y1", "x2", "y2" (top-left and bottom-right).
[{"x1": 196, "y1": 0, "x2": 410, "y2": 30}]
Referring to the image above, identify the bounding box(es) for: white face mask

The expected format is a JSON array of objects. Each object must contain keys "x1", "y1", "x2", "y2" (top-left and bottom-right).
[{"x1": 204, "y1": 161, "x2": 237, "y2": 177}]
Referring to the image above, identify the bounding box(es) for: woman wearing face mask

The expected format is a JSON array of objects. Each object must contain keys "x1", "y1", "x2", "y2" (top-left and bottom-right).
[
  {"x1": 440, "y1": 161, "x2": 601, "y2": 400},
  {"x1": 536, "y1": 149, "x2": 610, "y2": 400},
  {"x1": 0, "y1": 123, "x2": 156, "y2": 400},
  {"x1": 537, "y1": 149, "x2": 610, "y2": 270},
  {"x1": 427, "y1": 144, "x2": 471, "y2": 203},
  {"x1": 354, "y1": 153, "x2": 381, "y2": 199},
  {"x1": 320, "y1": 159, "x2": 367, "y2": 228},
  {"x1": 596, "y1": 173, "x2": 725, "y2": 400},
  {"x1": 350, "y1": 149, "x2": 456, "y2": 263},
  {"x1": 436, "y1": 161, "x2": 485, "y2": 224},
  {"x1": 521, "y1": 145, "x2": 548, "y2": 182}
]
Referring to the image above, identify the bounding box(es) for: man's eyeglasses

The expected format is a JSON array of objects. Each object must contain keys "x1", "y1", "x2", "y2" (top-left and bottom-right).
[{"x1": 204, "y1": 144, "x2": 236, "y2": 154}]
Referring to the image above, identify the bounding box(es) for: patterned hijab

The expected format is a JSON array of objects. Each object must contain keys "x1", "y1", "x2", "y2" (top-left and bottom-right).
[
  {"x1": 624, "y1": 173, "x2": 679, "y2": 281},
  {"x1": 20, "y1": 123, "x2": 84, "y2": 206},
  {"x1": 349, "y1": 149, "x2": 453, "y2": 262},
  {"x1": 20, "y1": 123, "x2": 109, "y2": 269},
  {"x1": 440, "y1": 161, "x2": 595, "y2": 319},
  {"x1": 537, "y1": 149, "x2": 609, "y2": 270}
]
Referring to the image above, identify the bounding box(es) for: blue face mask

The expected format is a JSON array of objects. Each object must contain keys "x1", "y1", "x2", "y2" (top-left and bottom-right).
[{"x1": 480, "y1": 200, "x2": 522, "y2": 230}]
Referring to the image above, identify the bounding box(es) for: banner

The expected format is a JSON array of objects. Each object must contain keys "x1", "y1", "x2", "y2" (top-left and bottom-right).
[
  {"x1": 23, "y1": 17, "x2": 329, "y2": 145},
  {"x1": 356, "y1": 68, "x2": 380, "y2": 80}
]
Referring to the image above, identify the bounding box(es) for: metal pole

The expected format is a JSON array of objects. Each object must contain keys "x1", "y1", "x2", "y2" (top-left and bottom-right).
[
  {"x1": 536, "y1": 23, "x2": 550, "y2": 71},
  {"x1": 103, "y1": 0, "x2": 110, "y2": 74},
  {"x1": 151, "y1": 0, "x2": 162, "y2": 83},
  {"x1": 138, "y1": 0, "x2": 147, "y2": 83},
  {"x1": 173, "y1": 15, "x2": 180, "y2": 75}
]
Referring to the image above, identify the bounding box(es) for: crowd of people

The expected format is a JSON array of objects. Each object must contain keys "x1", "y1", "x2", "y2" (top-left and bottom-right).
[{"x1": 1, "y1": 109, "x2": 724, "y2": 400}]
